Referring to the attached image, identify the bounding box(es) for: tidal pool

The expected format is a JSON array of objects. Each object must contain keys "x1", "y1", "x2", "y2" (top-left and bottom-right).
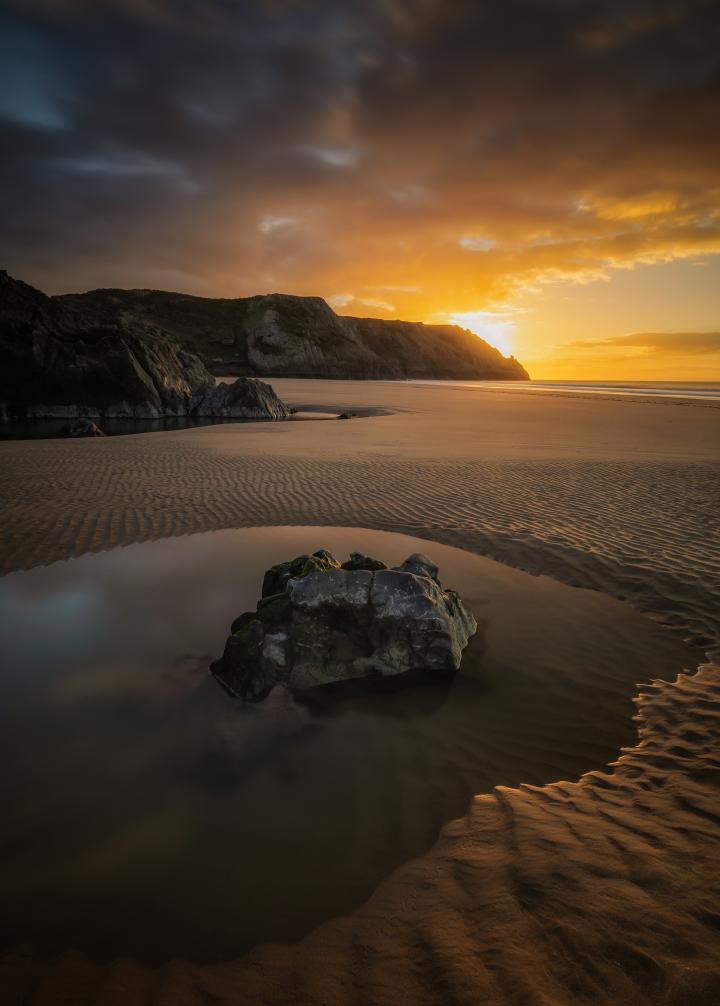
[
  {"x1": 0, "y1": 527, "x2": 699, "y2": 964},
  {"x1": 0, "y1": 411, "x2": 339, "y2": 440}
]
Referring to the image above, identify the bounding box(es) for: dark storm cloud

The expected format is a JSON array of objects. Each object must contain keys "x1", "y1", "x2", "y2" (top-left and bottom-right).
[{"x1": 1, "y1": 0, "x2": 719, "y2": 298}]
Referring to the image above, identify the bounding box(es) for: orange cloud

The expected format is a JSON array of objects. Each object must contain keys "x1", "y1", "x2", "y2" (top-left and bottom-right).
[
  {"x1": 1, "y1": 0, "x2": 718, "y2": 377},
  {"x1": 565, "y1": 331, "x2": 720, "y2": 355}
]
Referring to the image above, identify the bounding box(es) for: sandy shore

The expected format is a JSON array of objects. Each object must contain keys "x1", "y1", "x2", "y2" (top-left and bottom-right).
[
  {"x1": 1, "y1": 380, "x2": 717, "y2": 653},
  {"x1": 1, "y1": 380, "x2": 719, "y2": 1004}
]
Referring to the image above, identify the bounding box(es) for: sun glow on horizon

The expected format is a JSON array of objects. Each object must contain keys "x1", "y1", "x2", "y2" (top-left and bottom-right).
[
  {"x1": 2, "y1": 2, "x2": 718, "y2": 381},
  {"x1": 443, "y1": 311, "x2": 515, "y2": 357}
]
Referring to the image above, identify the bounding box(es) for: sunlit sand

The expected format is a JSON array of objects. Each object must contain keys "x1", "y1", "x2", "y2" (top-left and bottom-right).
[{"x1": 1, "y1": 380, "x2": 718, "y2": 1004}]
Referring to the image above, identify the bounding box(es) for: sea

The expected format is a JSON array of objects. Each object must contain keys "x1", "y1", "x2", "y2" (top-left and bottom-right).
[{"x1": 403, "y1": 380, "x2": 720, "y2": 401}]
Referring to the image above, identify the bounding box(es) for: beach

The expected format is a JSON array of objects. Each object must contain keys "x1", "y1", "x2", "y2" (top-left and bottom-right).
[
  {"x1": 1, "y1": 380, "x2": 720, "y2": 1004},
  {"x1": 1, "y1": 380, "x2": 718, "y2": 651}
]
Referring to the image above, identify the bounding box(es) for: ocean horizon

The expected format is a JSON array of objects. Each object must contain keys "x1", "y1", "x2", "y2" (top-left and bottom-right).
[{"x1": 403, "y1": 378, "x2": 720, "y2": 401}]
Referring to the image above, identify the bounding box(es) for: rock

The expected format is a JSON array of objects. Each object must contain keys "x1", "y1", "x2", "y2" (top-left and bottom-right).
[
  {"x1": 211, "y1": 550, "x2": 477, "y2": 700},
  {"x1": 289, "y1": 567, "x2": 374, "y2": 612},
  {"x1": 60, "y1": 418, "x2": 106, "y2": 437},
  {"x1": 261, "y1": 549, "x2": 340, "y2": 598},
  {"x1": 395, "y1": 552, "x2": 439, "y2": 580},
  {"x1": 189, "y1": 377, "x2": 289, "y2": 420},
  {"x1": 56, "y1": 286, "x2": 531, "y2": 381},
  {"x1": 337, "y1": 411, "x2": 355, "y2": 419},
  {"x1": 0, "y1": 271, "x2": 290, "y2": 422},
  {"x1": 341, "y1": 552, "x2": 388, "y2": 572}
]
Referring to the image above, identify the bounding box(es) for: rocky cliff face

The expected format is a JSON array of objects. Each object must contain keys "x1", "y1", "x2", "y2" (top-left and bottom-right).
[
  {"x1": 59, "y1": 287, "x2": 530, "y2": 380},
  {"x1": 0, "y1": 272, "x2": 289, "y2": 421}
]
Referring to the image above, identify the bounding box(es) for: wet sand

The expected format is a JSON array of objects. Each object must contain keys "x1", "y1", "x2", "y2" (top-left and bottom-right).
[
  {"x1": 1, "y1": 380, "x2": 718, "y2": 652},
  {"x1": 1, "y1": 381, "x2": 719, "y2": 1004}
]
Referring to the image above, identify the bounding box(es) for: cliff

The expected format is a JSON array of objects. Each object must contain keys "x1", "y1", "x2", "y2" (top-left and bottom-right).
[
  {"x1": 0, "y1": 272, "x2": 289, "y2": 421},
  {"x1": 58, "y1": 288, "x2": 530, "y2": 381}
]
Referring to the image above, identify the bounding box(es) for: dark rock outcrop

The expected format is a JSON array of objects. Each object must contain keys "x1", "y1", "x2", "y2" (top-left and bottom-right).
[
  {"x1": 58, "y1": 287, "x2": 531, "y2": 381},
  {"x1": 60, "y1": 418, "x2": 106, "y2": 438},
  {"x1": 341, "y1": 552, "x2": 388, "y2": 572},
  {"x1": 0, "y1": 271, "x2": 289, "y2": 421},
  {"x1": 211, "y1": 550, "x2": 478, "y2": 700}
]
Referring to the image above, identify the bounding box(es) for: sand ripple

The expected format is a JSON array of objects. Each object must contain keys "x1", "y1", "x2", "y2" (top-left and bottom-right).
[
  {"x1": 3, "y1": 663, "x2": 719, "y2": 1004},
  {"x1": 1, "y1": 444, "x2": 717, "y2": 655},
  {"x1": 1, "y1": 381, "x2": 719, "y2": 1003}
]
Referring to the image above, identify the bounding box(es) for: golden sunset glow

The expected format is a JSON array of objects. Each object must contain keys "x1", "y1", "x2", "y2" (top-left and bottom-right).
[
  {"x1": 2, "y1": 4, "x2": 720, "y2": 1000},
  {"x1": 2, "y1": 0, "x2": 719, "y2": 379},
  {"x1": 442, "y1": 312, "x2": 515, "y2": 358}
]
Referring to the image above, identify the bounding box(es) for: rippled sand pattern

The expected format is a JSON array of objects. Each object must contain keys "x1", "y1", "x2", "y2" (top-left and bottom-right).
[
  {"x1": 3, "y1": 664, "x2": 719, "y2": 1005},
  {"x1": 1, "y1": 380, "x2": 719, "y2": 1004},
  {"x1": 1, "y1": 417, "x2": 718, "y2": 653}
]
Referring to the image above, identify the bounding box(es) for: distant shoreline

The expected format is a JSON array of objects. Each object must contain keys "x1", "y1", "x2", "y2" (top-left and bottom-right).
[{"x1": 391, "y1": 378, "x2": 720, "y2": 407}]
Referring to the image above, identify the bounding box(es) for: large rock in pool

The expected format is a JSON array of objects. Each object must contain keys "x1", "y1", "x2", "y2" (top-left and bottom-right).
[{"x1": 211, "y1": 550, "x2": 478, "y2": 700}]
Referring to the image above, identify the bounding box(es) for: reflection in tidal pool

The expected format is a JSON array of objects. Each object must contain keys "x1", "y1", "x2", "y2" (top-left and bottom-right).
[{"x1": 0, "y1": 527, "x2": 698, "y2": 964}]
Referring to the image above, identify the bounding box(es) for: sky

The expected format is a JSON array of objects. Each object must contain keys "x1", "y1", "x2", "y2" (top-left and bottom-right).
[{"x1": 1, "y1": 0, "x2": 719, "y2": 379}]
